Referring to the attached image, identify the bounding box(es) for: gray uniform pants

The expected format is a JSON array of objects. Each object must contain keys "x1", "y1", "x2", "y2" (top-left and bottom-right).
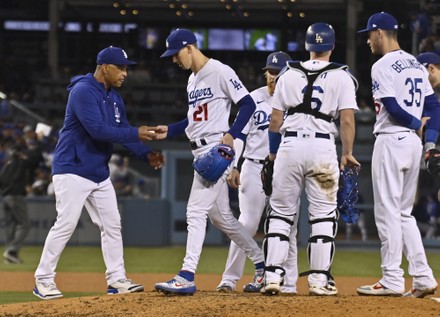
[{"x1": 2, "y1": 195, "x2": 30, "y2": 253}]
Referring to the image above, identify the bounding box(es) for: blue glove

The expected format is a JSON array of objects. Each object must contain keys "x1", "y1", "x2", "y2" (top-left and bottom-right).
[
  {"x1": 337, "y1": 166, "x2": 360, "y2": 224},
  {"x1": 193, "y1": 144, "x2": 235, "y2": 183}
]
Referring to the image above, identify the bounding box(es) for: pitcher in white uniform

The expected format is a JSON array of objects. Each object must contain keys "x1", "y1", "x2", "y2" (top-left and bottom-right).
[
  {"x1": 153, "y1": 28, "x2": 264, "y2": 295},
  {"x1": 216, "y1": 51, "x2": 299, "y2": 294},
  {"x1": 356, "y1": 12, "x2": 438, "y2": 298},
  {"x1": 264, "y1": 22, "x2": 360, "y2": 296}
]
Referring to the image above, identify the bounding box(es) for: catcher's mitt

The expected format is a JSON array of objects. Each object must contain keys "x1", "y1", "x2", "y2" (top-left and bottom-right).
[
  {"x1": 337, "y1": 166, "x2": 360, "y2": 224},
  {"x1": 425, "y1": 149, "x2": 440, "y2": 186},
  {"x1": 193, "y1": 144, "x2": 235, "y2": 183},
  {"x1": 261, "y1": 156, "x2": 274, "y2": 196}
]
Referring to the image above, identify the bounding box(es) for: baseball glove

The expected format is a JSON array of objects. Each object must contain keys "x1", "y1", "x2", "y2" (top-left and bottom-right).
[
  {"x1": 147, "y1": 151, "x2": 165, "y2": 169},
  {"x1": 337, "y1": 166, "x2": 360, "y2": 224},
  {"x1": 261, "y1": 156, "x2": 274, "y2": 196},
  {"x1": 425, "y1": 149, "x2": 440, "y2": 186},
  {"x1": 193, "y1": 144, "x2": 235, "y2": 183}
]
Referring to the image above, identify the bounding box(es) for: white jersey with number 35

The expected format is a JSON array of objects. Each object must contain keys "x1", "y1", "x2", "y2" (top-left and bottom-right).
[
  {"x1": 185, "y1": 59, "x2": 250, "y2": 140},
  {"x1": 372, "y1": 50, "x2": 433, "y2": 134}
]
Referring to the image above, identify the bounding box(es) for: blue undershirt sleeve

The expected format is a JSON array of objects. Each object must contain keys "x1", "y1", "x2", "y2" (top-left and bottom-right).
[
  {"x1": 423, "y1": 93, "x2": 440, "y2": 144},
  {"x1": 167, "y1": 118, "x2": 188, "y2": 138},
  {"x1": 228, "y1": 95, "x2": 256, "y2": 138},
  {"x1": 381, "y1": 97, "x2": 421, "y2": 130},
  {"x1": 269, "y1": 130, "x2": 282, "y2": 154}
]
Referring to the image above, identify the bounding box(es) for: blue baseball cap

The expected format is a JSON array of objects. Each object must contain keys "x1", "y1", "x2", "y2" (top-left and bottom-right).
[
  {"x1": 262, "y1": 51, "x2": 292, "y2": 71},
  {"x1": 161, "y1": 28, "x2": 197, "y2": 58},
  {"x1": 416, "y1": 52, "x2": 440, "y2": 67},
  {"x1": 357, "y1": 12, "x2": 399, "y2": 33},
  {"x1": 96, "y1": 46, "x2": 137, "y2": 65}
]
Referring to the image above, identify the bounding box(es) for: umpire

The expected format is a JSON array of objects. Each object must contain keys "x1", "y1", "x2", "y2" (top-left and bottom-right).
[{"x1": 0, "y1": 145, "x2": 32, "y2": 264}]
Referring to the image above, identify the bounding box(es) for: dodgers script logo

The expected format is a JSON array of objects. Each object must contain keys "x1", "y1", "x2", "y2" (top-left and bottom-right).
[
  {"x1": 254, "y1": 110, "x2": 271, "y2": 131},
  {"x1": 188, "y1": 87, "x2": 214, "y2": 106}
]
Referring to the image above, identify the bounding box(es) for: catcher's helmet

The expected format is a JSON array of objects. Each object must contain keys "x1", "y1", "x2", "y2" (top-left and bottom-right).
[{"x1": 305, "y1": 22, "x2": 335, "y2": 52}]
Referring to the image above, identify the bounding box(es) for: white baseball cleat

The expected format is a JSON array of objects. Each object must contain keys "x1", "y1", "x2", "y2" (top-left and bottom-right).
[
  {"x1": 357, "y1": 282, "x2": 402, "y2": 296},
  {"x1": 216, "y1": 283, "x2": 235, "y2": 292},
  {"x1": 403, "y1": 282, "x2": 438, "y2": 298},
  {"x1": 107, "y1": 278, "x2": 144, "y2": 294},
  {"x1": 309, "y1": 284, "x2": 338, "y2": 296},
  {"x1": 33, "y1": 281, "x2": 63, "y2": 300},
  {"x1": 264, "y1": 282, "x2": 281, "y2": 296}
]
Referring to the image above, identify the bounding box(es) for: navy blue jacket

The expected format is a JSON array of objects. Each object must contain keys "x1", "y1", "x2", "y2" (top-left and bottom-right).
[{"x1": 52, "y1": 73, "x2": 151, "y2": 183}]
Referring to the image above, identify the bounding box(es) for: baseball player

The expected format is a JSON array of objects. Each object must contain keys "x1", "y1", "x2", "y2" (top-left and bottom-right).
[
  {"x1": 417, "y1": 51, "x2": 440, "y2": 187},
  {"x1": 356, "y1": 12, "x2": 438, "y2": 297},
  {"x1": 33, "y1": 46, "x2": 163, "y2": 300},
  {"x1": 216, "y1": 51, "x2": 299, "y2": 294},
  {"x1": 264, "y1": 22, "x2": 360, "y2": 296},
  {"x1": 153, "y1": 28, "x2": 265, "y2": 295}
]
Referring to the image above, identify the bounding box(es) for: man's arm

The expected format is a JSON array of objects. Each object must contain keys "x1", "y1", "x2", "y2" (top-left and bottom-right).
[
  {"x1": 339, "y1": 109, "x2": 360, "y2": 170},
  {"x1": 268, "y1": 108, "x2": 284, "y2": 160}
]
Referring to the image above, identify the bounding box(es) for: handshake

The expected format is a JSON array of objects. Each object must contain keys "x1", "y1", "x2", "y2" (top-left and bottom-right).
[{"x1": 138, "y1": 125, "x2": 168, "y2": 142}]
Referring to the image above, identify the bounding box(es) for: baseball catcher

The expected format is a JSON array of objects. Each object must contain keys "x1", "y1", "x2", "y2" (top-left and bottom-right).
[
  {"x1": 260, "y1": 156, "x2": 274, "y2": 196},
  {"x1": 193, "y1": 144, "x2": 235, "y2": 183},
  {"x1": 337, "y1": 166, "x2": 360, "y2": 224},
  {"x1": 425, "y1": 149, "x2": 440, "y2": 186}
]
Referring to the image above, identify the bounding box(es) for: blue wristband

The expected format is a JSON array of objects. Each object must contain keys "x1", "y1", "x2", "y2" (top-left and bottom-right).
[
  {"x1": 425, "y1": 128, "x2": 439, "y2": 144},
  {"x1": 268, "y1": 130, "x2": 282, "y2": 154}
]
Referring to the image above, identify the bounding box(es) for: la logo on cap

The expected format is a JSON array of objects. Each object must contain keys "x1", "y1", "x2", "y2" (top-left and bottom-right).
[{"x1": 272, "y1": 56, "x2": 278, "y2": 63}]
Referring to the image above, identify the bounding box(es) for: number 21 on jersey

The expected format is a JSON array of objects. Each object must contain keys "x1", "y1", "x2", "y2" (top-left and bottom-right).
[{"x1": 193, "y1": 103, "x2": 208, "y2": 121}]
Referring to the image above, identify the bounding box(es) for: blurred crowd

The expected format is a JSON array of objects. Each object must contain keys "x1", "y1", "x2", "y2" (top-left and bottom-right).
[
  {"x1": 0, "y1": 120, "x2": 57, "y2": 197},
  {"x1": 0, "y1": 119, "x2": 154, "y2": 199}
]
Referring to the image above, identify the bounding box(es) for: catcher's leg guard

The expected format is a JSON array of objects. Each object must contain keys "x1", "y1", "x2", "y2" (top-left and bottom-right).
[
  {"x1": 301, "y1": 211, "x2": 338, "y2": 286},
  {"x1": 262, "y1": 209, "x2": 294, "y2": 284}
]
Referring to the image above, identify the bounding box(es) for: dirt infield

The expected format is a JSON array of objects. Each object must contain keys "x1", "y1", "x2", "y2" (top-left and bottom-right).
[{"x1": 0, "y1": 272, "x2": 438, "y2": 316}]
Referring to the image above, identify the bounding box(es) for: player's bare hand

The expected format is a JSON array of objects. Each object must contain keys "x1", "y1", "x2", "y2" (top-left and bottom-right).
[
  {"x1": 221, "y1": 133, "x2": 234, "y2": 148},
  {"x1": 138, "y1": 126, "x2": 159, "y2": 141},
  {"x1": 417, "y1": 116, "x2": 431, "y2": 138},
  {"x1": 154, "y1": 125, "x2": 169, "y2": 140},
  {"x1": 340, "y1": 154, "x2": 360, "y2": 171},
  {"x1": 147, "y1": 151, "x2": 165, "y2": 169},
  {"x1": 227, "y1": 168, "x2": 240, "y2": 189}
]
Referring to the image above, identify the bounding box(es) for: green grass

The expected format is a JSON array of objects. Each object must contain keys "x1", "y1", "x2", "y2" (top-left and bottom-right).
[
  {"x1": 1, "y1": 246, "x2": 439, "y2": 305},
  {"x1": 0, "y1": 292, "x2": 99, "y2": 305},
  {"x1": 2, "y1": 246, "x2": 439, "y2": 276}
]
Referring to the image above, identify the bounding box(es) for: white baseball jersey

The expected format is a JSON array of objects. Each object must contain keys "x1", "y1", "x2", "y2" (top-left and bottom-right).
[
  {"x1": 265, "y1": 60, "x2": 358, "y2": 289},
  {"x1": 241, "y1": 86, "x2": 272, "y2": 160},
  {"x1": 272, "y1": 60, "x2": 359, "y2": 135},
  {"x1": 369, "y1": 49, "x2": 436, "y2": 292},
  {"x1": 371, "y1": 50, "x2": 433, "y2": 134},
  {"x1": 185, "y1": 59, "x2": 250, "y2": 141},
  {"x1": 175, "y1": 58, "x2": 264, "y2": 277},
  {"x1": 219, "y1": 85, "x2": 298, "y2": 291}
]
